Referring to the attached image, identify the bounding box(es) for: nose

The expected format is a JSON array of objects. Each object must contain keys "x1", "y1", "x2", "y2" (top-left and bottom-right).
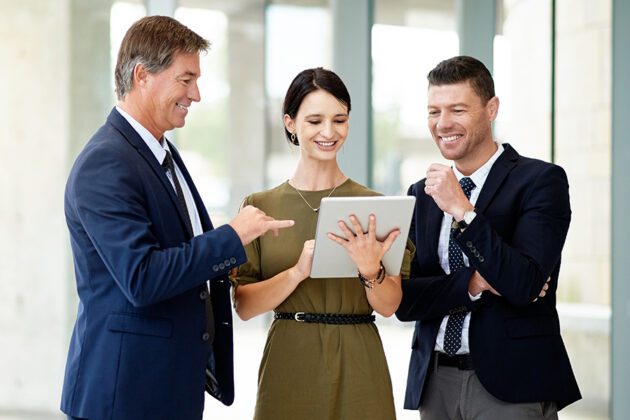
[
  {"x1": 436, "y1": 112, "x2": 453, "y2": 130},
  {"x1": 189, "y1": 81, "x2": 201, "y2": 102},
  {"x1": 320, "y1": 121, "x2": 333, "y2": 139}
]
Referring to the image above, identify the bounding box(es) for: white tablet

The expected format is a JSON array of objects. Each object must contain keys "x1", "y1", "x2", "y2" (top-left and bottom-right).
[{"x1": 310, "y1": 196, "x2": 416, "y2": 278}]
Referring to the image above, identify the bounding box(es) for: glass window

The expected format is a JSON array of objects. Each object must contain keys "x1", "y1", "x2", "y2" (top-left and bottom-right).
[
  {"x1": 265, "y1": 1, "x2": 332, "y2": 188},
  {"x1": 175, "y1": 7, "x2": 231, "y2": 219},
  {"x1": 372, "y1": 0, "x2": 458, "y2": 195}
]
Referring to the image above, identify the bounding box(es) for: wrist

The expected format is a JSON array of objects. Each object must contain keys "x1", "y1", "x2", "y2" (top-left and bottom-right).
[
  {"x1": 288, "y1": 266, "x2": 307, "y2": 283},
  {"x1": 358, "y1": 262, "x2": 386, "y2": 289},
  {"x1": 453, "y1": 203, "x2": 475, "y2": 222}
]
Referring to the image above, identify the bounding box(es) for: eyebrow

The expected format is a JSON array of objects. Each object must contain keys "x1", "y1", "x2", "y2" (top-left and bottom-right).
[
  {"x1": 177, "y1": 71, "x2": 198, "y2": 78},
  {"x1": 428, "y1": 103, "x2": 470, "y2": 109},
  {"x1": 304, "y1": 113, "x2": 349, "y2": 118}
]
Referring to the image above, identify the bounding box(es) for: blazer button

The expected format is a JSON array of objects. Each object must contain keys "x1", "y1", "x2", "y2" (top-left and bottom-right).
[
  {"x1": 230, "y1": 257, "x2": 237, "y2": 264},
  {"x1": 479, "y1": 256, "x2": 485, "y2": 263},
  {"x1": 212, "y1": 264, "x2": 219, "y2": 272},
  {"x1": 466, "y1": 241, "x2": 473, "y2": 248},
  {"x1": 224, "y1": 259, "x2": 230, "y2": 266},
  {"x1": 199, "y1": 290, "x2": 209, "y2": 300},
  {"x1": 201, "y1": 332, "x2": 210, "y2": 342},
  {"x1": 219, "y1": 263, "x2": 225, "y2": 270}
]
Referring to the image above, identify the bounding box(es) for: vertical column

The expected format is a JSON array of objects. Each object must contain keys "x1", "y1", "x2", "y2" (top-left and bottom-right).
[
  {"x1": 456, "y1": 0, "x2": 496, "y2": 71},
  {"x1": 611, "y1": 0, "x2": 630, "y2": 418},
  {"x1": 226, "y1": 4, "x2": 266, "y2": 214},
  {"x1": 331, "y1": 0, "x2": 373, "y2": 186}
]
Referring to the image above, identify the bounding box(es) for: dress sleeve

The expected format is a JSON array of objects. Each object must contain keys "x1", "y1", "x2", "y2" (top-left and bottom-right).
[
  {"x1": 399, "y1": 239, "x2": 416, "y2": 280},
  {"x1": 230, "y1": 195, "x2": 262, "y2": 287}
]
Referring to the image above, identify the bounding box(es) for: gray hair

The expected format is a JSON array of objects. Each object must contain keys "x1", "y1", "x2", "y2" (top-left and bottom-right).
[{"x1": 114, "y1": 16, "x2": 209, "y2": 100}]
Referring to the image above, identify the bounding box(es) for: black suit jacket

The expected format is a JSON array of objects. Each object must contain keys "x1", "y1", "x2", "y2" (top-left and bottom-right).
[
  {"x1": 61, "y1": 108, "x2": 245, "y2": 419},
  {"x1": 396, "y1": 144, "x2": 581, "y2": 410}
]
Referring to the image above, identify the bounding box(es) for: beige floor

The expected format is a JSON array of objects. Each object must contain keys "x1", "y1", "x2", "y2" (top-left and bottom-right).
[{"x1": 0, "y1": 318, "x2": 607, "y2": 420}]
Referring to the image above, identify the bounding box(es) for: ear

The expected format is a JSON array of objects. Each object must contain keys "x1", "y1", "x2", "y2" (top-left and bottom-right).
[
  {"x1": 486, "y1": 96, "x2": 499, "y2": 122},
  {"x1": 283, "y1": 114, "x2": 295, "y2": 134},
  {"x1": 133, "y1": 63, "x2": 149, "y2": 88}
]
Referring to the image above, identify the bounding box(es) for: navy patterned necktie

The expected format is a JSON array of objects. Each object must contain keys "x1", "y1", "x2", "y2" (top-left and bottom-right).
[
  {"x1": 162, "y1": 150, "x2": 194, "y2": 238},
  {"x1": 443, "y1": 177, "x2": 476, "y2": 356}
]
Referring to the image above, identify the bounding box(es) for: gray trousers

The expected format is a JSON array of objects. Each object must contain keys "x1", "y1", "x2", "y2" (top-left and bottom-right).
[{"x1": 419, "y1": 364, "x2": 558, "y2": 420}]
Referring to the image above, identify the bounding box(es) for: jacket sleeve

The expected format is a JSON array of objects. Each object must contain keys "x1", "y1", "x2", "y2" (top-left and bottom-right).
[
  {"x1": 69, "y1": 147, "x2": 247, "y2": 307},
  {"x1": 396, "y1": 182, "x2": 480, "y2": 322},
  {"x1": 454, "y1": 164, "x2": 571, "y2": 307}
]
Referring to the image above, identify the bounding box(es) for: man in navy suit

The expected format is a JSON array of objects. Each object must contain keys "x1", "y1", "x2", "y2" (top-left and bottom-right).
[
  {"x1": 61, "y1": 16, "x2": 293, "y2": 420},
  {"x1": 396, "y1": 56, "x2": 581, "y2": 419}
]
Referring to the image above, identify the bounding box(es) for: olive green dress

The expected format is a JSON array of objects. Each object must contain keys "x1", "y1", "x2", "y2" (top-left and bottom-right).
[{"x1": 234, "y1": 179, "x2": 410, "y2": 420}]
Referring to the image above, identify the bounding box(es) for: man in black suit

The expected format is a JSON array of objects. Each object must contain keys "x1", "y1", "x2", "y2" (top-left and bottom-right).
[{"x1": 396, "y1": 56, "x2": 581, "y2": 419}]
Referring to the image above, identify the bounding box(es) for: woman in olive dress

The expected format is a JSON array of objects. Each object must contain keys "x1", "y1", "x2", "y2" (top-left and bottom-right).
[{"x1": 232, "y1": 67, "x2": 409, "y2": 420}]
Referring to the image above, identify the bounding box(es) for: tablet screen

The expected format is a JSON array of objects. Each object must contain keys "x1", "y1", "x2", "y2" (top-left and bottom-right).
[{"x1": 310, "y1": 196, "x2": 415, "y2": 278}]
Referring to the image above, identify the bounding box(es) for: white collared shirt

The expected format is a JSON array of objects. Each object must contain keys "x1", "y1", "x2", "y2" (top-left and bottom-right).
[
  {"x1": 434, "y1": 142, "x2": 505, "y2": 354},
  {"x1": 116, "y1": 106, "x2": 203, "y2": 237}
]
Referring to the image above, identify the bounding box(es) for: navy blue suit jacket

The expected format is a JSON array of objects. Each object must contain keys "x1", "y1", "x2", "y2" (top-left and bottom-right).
[
  {"x1": 61, "y1": 108, "x2": 247, "y2": 419},
  {"x1": 396, "y1": 144, "x2": 581, "y2": 410}
]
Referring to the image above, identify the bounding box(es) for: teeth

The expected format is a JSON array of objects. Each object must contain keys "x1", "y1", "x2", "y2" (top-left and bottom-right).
[
  {"x1": 317, "y1": 141, "x2": 335, "y2": 147},
  {"x1": 176, "y1": 103, "x2": 187, "y2": 110},
  {"x1": 441, "y1": 135, "x2": 461, "y2": 142}
]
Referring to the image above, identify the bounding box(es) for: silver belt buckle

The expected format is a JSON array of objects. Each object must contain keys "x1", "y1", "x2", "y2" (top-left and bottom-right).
[{"x1": 294, "y1": 312, "x2": 305, "y2": 322}]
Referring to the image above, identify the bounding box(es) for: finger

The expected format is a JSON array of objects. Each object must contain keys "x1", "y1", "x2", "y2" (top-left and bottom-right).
[
  {"x1": 327, "y1": 232, "x2": 348, "y2": 248},
  {"x1": 337, "y1": 220, "x2": 356, "y2": 240},
  {"x1": 367, "y1": 214, "x2": 377, "y2": 240},
  {"x1": 348, "y1": 215, "x2": 365, "y2": 239},
  {"x1": 267, "y1": 219, "x2": 295, "y2": 231},
  {"x1": 380, "y1": 229, "x2": 401, "y2": 253}
]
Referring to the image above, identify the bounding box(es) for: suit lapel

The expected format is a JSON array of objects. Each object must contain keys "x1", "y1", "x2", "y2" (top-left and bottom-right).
[
  {"x1": 106, "y1": 109, "x2": 199, "y2": 236},
  {"x1": 475, "y1": 143, "x2": 519, "y2": 213},
  {"x1": 167, "y1": 141, "x2": 214, "y2": 232},
  {"x1": 425, "y1": 198, "x2": 443, "y2": 262}
]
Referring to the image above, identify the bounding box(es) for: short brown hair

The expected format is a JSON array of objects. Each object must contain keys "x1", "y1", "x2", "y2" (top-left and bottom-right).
[
  {"x1": 427, "y1": 56, "x2": 495, "y2": 104},
  {"x1": 114, "y1": 16, "x2": 210, "y2": 100}
]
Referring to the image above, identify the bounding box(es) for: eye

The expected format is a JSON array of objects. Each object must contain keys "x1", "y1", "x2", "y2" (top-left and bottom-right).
[
  {"x1": 180, "y1": 78, "x2": 191, "y2": 85},
  {"x1": 307, "y1": 120, "x2": 321, "y2": 125},
  {"x1": 428, "y1": 110, "x2": 439, "y2": 117},
  {"x1": 334, "y1": 119, "x2": 348, "y2": 124},
  {"x1": 453, "y1": 109, "x2": 465, "y2": 114}
]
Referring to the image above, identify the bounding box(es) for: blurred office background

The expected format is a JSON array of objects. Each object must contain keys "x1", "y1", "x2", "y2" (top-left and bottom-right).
[{"x1": 1, "y1": 0, "x2": 628, "y2": 419}]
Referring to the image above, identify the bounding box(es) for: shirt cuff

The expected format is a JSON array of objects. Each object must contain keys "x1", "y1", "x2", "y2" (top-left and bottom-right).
[{"x1": 469, "y1": 291, "x2": 482, "y2": 301}]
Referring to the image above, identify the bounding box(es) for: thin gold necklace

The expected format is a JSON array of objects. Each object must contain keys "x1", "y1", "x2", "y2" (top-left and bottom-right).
[{"x1": 288, "y1": 179, "x2": 343, "y2": 212}]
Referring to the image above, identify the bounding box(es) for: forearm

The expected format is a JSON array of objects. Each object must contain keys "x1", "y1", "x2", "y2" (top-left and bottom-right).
[
  {"x1": 365, "y1": 275, "x2": 402, "y2": 317},
  {"x1": 396, "y1": 267, "x2": 476, "y2": 322},
  {"x1": 233, "y1": 268, "x2": 303, "y2": 320}
]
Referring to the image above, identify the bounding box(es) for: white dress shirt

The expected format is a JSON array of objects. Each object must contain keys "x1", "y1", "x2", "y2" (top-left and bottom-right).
[
  {"x1": 116, "y1": 106, "x2": 203, "y2": 237},
  {"x1": 434, "y1": 143, "x2": 505, "y2": 354}
]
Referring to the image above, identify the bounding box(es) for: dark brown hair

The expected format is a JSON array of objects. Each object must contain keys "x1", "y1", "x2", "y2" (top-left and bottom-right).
[
  {"x1": 427, "y1": 56, "x2": 495, "y2": 104},
  {"x1": 282, "y1": 67, "x2": 351, "y2": 145}
]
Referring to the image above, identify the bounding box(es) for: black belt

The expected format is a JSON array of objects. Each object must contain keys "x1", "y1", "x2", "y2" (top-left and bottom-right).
[
  {"x1": 274, "y1": 312, "x2": 375, "y2": 325},
  {"x1": 433, "y1": 351, "x2": 474, "y2": 370}
]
